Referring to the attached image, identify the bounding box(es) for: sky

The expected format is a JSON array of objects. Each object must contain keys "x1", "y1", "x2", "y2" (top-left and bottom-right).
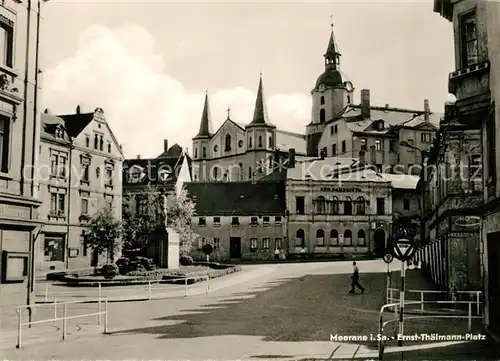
[{"x1": 40, "y1": 0, "x2": 456, "y2": 159}]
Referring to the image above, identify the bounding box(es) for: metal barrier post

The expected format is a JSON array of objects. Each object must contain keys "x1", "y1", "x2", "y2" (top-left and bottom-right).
[
  {"x1": 104, "y1": 299, "x2": 108, "y2": 334},
  {"x1": 476, "y1": 292, "x2": 480, "y2": 316},
  {"x1": 16, "y1": 308, "x2": 22, "y2": 349},
  {"x1": 148, "y1": 282, "x2": 152, "y2": 300},
  {"x1": 184, "y1": 278, "x2": 188, "y2": 297},
  {"x1": 468, "y1": 302, "x2": 472, "y2": 332},
  {"x1": 420, "y1": 292, "x2": 424, "y2": 312},
  {"x1": 98, "y1": 283, "x2": 102, "y2": 302},
  {"x1": 98, "y1": 294, "x2": 102, "y2": 326},
  {"x1": 378, "y1": 308, "x2": 384, "y2": 360},
  {"x1": 53, "y1": 297, "x2": 57, "y2": 324},
  {"x1": 62, "y1": 304, "x2": 67, "y2": 340},
  {"x1": 398, "y1": 261, "x2": 406, "y2": 347},
  {"x1": 45, "y1": 283, "x2": 49, "y2": 303}
]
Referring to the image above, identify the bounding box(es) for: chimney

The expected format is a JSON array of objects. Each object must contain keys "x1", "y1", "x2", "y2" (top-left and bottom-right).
[
  {"x1": 44, "y1": 108, "x2": 50, "y2": 114},
  {"x1": 361, "y1": 89, "x2": 370, "y2": 119},
  {"x1": 76, "y1": 105, "x2": 81, "y2": 114},
  {"x1": 164, "y1": 139, "x2": 169, "y2": 152},
  {"x1": 424, "y1": 99, "x2": 430, "y2": 121},
  {"x1": 288, "y1": 148, "x2": 296, "y2": 168},
  {"x1": 136, "y1": 155, "x2": 141, "y2": 159}
]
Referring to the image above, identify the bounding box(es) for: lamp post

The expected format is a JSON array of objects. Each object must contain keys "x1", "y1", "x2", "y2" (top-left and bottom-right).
[{"x1": 399, "y1": 141, "x2": 427, "y2": 248}]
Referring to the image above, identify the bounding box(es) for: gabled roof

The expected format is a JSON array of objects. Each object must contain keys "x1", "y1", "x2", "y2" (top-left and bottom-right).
[
  {"x1": 58, "y1": 112, "x2": 94, "y2": 138},
  {"x1": 185, "y1": 181, "x2": 286, "y2": 216},
  {"x1": 123, "y1": 153, "x2": 187, "y2": 186},
  {"x1": 157, "y1": 143, "x2": 183, "y2": 159},
  {"x1": 275, "y1": 130, "x2": 307, "y2": 155}
]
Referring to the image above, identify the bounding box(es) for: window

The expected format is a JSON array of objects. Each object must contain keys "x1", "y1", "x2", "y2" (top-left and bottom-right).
[
  {"x1": 212, "y1": 166, "x2": 218, "y2": 180},
  {"x1": 341, "y1": 140, "x2": 346, "y2": 153},
  {"x1": 50, "y1": 193, "x2": 66, "y2": 216},
  {"x1": 275, "y1": 216, "x2": 282, "y2": 224},
  {"x1": 249, "y1": 137, "x2": 252, "y2": 148},
  {"x1": 275, "y1": 238, "x2": 282, "y2": 249},
  {"x1": 202, "y1": 147, "x2": 206, "y2": 158},
  {"x1": 330, "y1": 126, "x2": 334, "y2": 135},
  {"x1": 263, "y1": 238, "x2": 270, "y2": 249},
  {"x1": 198, "y1": 217, "x2": 206, "y2": 226},
  {"x1": 332, "y1": 197, "x2": 339, "y2": 214},
  {"x1": 315, "y1": 196, "x2": 326, "y2": 214},
  {"x1": 81, "y1": 232, "x2": 88, "y2": 257},
  {"x1": 316, "y1": 229, "x2": 325, "y2": 246},
  {"x1": 108, "y1": 143, "x2": 111, "y2": 153},
  {"x1": 389, "y1": 140, "x2": 396, "y2": 151},
  {"x1": 376, "y1": 197, "x2": 385, "y2": 215},
  {"x1": 334, "y1": 125, "x2": 338, "y2": 134},
  {"x1": 198, "y1": 237, "x2": 206, "y2": 250},
  {"x1": 105, "y1": 194, "x2": 113, "y2": 209},
  {"x1": 238, "y1": 140, "x2": 243, "y2": 148},
  {"x1": 250, "y1": 216, "x2": 258, "y2": 225},
  {"x1": 44, "y1": 235, "x2": 65, "y2": 262},
  {"x1": 258, "y1": 136, "x2": 263, "y2": 147},
  {"x1": 231, "y1": 217, "x2": 239, "y2": 226},
  {"x1": 81, "y1": 157, "x2": 90, "y2": 183},
  {"x1": 296, "y1": 196, "x2": 305, "y2": 214},
  {"x1": 213, "y1": 237, "x2": 220, "y2": 249},
  {"x1": 94, "y1": 134, "x2": 98, "y2": 149},
  {"x1": 319, "y1": 109, "x2": 325, "y2": 123},
  {"x1": 249, "y1": 167, "x2": 252, "y2": 179},
  {"x1": 105, "y1": 165, "x2": 113, "y2": 186},
  {"x1": 360, "y1": 138, "x2": 367, "y2": 151},
  {"x1": 356, "y1": 197, "x2": 365, "y2": 215},
  {"x1": 263, "y1": 216, "x2": 270, "y2": 225},
  {"x1": 460, "y1": 10, "x2": 478, "y2": 68},
  {"x1": 0, "y1": 22, "x2": 14, "y2": 67},
  {"x1": 357, "y1": 230, "x2": 366, "y2": 246},
  {"x1": 375, "y1": 139, "x2": 381, "y2": 151},
  {"x1": 269, "y1": 136, "x2": 273, "y2": 148},
  {"x1": 194, "y1": 148, "x2": 198, "y2": 158},
  {"x1": 296, "y1": 229, "x2": 305, "y2": 246},
  {"x1": 421, "y1": 132, "x2": 432, "y2": 143},
  {"x1": 86, "y1": 136, "x2": 90, "y2": 147},
  {"x1": 332, "y1": 143, "x2": 337, "y2": 156},
  {"x1": 250, "y1": 238, "x2": 258, "y2": 250},
  {"x1": 403, "y1": 199, "x2": 410, "y2": 211},
  {"x1": 81, "y1": 198, "x2": 88, "y2": 215},
  {"x1": 330, "y1": 229, "x2": 339, "y2": 246},
  {"x1": 50, "y1": 152, "x2": 67, "y2": 178},
  {"x1": 320, "y1": 96, "x2": 325, "y2": 105},
  {"x1": 213, "y1": 216, "x2": 221, "y2": 226},
  {"x1": 99, "y1": 136, "x2": 104, "y2": 151},
  {"x1": 225, "y1": 134, "x2": 231, "y2": 151},
  {"x1": 344, "y1": 197, "x2": 352, "y2": 215},
  {"x1": 487, "y1": 115, "x2": 496, "y2": 182},
  {"x1": 344, "y1": 229, "x2": 352, "y2": 246}
]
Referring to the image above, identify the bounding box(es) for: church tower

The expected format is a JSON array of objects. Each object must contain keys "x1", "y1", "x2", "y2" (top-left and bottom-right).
[
  {"x1": 192, "y1": 92, "x2": 213, "y2": 180},
  {"x1": 306, "y1": 24, "x2": 354, "y2": 157}
]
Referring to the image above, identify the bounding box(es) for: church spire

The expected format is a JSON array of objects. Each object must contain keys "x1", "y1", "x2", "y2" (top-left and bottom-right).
[
  {"x1": 247, "y1": 74, "x2": 275, "y2": 128},
  {"x1": 193, "y1": 91, "x2": 213, "y2": 139},
  {"x1": 324, "y1": 21, "x2": 341, "y2": 70}
]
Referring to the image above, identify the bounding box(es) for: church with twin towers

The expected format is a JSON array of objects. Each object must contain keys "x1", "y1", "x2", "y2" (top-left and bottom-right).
[{"x1": 190, "y1": 25, "x2": 439, "y2": 182}]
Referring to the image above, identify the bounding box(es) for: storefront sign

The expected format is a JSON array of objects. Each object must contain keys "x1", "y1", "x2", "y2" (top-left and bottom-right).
[
  {"x1": 319, "y1": 187, "x2": 362, "y2": 193},
  {"x1": 0, "y1": 204, "x2": 31, "y2": 220}
]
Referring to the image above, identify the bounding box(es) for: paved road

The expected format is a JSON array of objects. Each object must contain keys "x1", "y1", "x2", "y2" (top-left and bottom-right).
[{"x1": 0, "y1": 260, "x2": 495, "y2": 360}]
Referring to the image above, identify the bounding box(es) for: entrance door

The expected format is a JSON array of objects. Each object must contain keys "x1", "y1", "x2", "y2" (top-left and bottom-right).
[
  {"x1": 487, "y1": 232, "x2": 500, "y2": 332},
  {"x1": 230, "y1": 237, "x2": 241, "y2": 259},
  {"x1": 90, "y1": 249, "x2": 99, "y2": 268},
  {"x1": 374, "y1": 229, "x2": 386, "y2": 257}
]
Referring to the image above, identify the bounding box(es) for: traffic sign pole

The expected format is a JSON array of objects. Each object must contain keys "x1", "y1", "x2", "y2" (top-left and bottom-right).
[{"x1": 398, "y1": 260, "x2": 405, "y2": 347}]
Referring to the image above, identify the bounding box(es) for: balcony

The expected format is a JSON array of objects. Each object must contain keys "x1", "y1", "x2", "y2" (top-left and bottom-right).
[{"x1": 448, "y1": 61, "x2": 491, "y2": 116}]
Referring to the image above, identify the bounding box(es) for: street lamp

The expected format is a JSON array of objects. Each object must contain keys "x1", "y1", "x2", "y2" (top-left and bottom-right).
[{"x1": 399, "y1": 141, "x2": 427, "y2": 248}]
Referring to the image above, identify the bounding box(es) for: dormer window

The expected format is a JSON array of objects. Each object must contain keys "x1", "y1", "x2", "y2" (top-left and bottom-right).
[{"x1": 129, "y1": 166, "x2": 143, "y2": 183}]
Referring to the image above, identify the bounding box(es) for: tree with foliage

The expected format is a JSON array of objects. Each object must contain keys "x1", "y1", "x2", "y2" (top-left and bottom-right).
[
  {"x1": 167, "y1": 187, "x2": 199, "y2": 256},
  {"x1": 85, "y1": 206, "x2": 122, "y2": 263},
  {"x1": 122, "y1": 183, "x2": 162, "y2": 250}
]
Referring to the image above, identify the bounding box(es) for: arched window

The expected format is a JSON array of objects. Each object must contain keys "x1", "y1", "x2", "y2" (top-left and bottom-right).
[
  {"x1": 258, "y1": 135, "x2": 263, "y2": 147},
  {"x1": 249, "y1": 137, "x2": 252, "y2": 148},
  {"x1": 225, "y1": 134, "x2": 231, "y2": 151},
  {"x1": 268, "y1": 156, "x2": 273, "y2": 170},
  {"x1": 108, "y1": 143, "x2": 111, "y2": 153},
  {"x1": 347, "y1": 95, "x2": 351, "y2": 104},
  {"x1": 320, "y1": 96, "x2": 325, "y2": 105},
  {"x1": 344, "y1": 197, "x2": 353, "y2": 215},
  {"x1": 269, "y1": 136, "x2": 273, "y2": 148},
  {"x1": 330, "y1": 229, "x2": 339, "y2": 246},
  {"x1": 319, "y1": 108, "x2": 326, "y2": 123},
  {"x1": 99, "y1": 136, "x2": 104, "y2": 151},
  {"x1": 194, "y1": 148, "x2": 198, "y2": 158},
  {"x1": 332, "y1": 197, "x2": 339, "y2": 214},
  {"x1": 86, "y1": 137, "x2": 90, "y2": 147},
  {"x1": 356, "y1": 197, "x2": 366, "y2": 215},
  {"x1": 357, "y1": 229, "x2": 366, "y2": 246},
  {"x1": 344, "y1": 229, "x2": 352, "y2": 246},
  {"x1": 296, "y1": 229, "x2": 305, "y2": 246},
  {"x1": 202, "y1": 147, "x2": 206, "y2": 158},
  {"x1": 315, "y1": 196, "x2": 326, "y2": 214},
  {"x1": 316, "y1": 229, "x2": 325, "y2": 246},
  {"x1": 94, "y1": 134, "x2": 98, "y2": 149}
]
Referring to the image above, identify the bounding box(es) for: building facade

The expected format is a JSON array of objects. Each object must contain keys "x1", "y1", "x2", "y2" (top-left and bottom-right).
[
  {"x1": 0, "y1": 0, "x2": 44, "y2": 308},
  {"x1": 433, "y1": 0, "x2": 500, "y2": 338},
  {"x1": 186, "y1": 181, "x2": 286, "y2": 261},
  {"x1": 36, "y1": 107, "x2": 124, "y2": 272}
]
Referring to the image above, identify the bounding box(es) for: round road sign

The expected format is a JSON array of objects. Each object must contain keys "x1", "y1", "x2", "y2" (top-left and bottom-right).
[{"x1": 383, "y1": 252, "x2": 394, "y2": 264}]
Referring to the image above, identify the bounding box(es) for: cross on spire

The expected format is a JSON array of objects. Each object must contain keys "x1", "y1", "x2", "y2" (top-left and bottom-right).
[
  {"x1": 330, "y1": 14, "x2": 334, "y2": 30},
  {"x1": 226, "y1": 106, "x2": 231, "y2": 119}
]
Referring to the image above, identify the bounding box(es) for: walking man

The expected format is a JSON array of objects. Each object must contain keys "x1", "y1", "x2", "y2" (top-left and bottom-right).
[{"x1": 350, "y1": 261, "x2": 365, "y2": 294}]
